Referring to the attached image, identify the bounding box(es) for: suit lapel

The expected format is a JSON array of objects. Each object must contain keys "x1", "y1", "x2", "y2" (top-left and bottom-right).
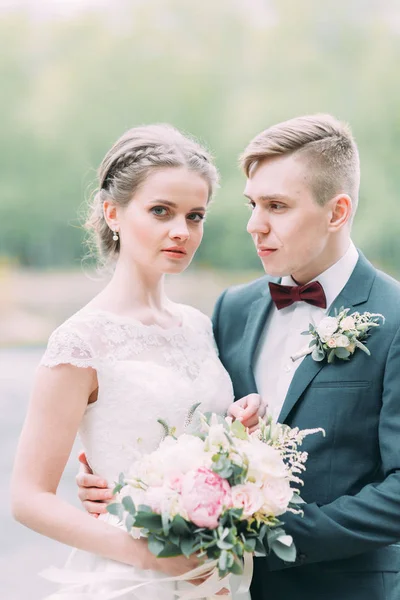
[
  {"x1": 240, "y1": 286, "x2": 275, "y2": 391},
  {"x1": 278, "y1": 252, "x2": 376, "y2": 423}
]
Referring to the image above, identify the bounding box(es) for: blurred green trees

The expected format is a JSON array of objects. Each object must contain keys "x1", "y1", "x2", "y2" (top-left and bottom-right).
[{"x1": 1, "y1": 0, "x2": 399, "y2": 273}]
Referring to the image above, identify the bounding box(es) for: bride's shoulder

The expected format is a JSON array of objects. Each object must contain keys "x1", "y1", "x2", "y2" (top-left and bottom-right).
[
  {"x1": 179, "y1": 304, "x2": 213, "y2": 332},
  {"x1": 40, "y1": 308, "x2": 105, "y2": 369}
]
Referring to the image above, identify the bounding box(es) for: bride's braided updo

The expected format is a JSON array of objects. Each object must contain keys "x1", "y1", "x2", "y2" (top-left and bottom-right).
[{"x1": 86, "y1": 124, "x2": 219, "y2": 262}]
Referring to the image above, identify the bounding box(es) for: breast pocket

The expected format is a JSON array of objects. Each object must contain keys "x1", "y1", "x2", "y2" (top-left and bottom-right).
[{"x1": 312, "y1": 380, "x2": 371, "y2": 389}]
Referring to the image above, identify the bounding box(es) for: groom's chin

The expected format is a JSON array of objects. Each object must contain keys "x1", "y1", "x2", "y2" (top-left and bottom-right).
[{"x1": 259, "y1": 260, "x2": 289, "y2": 278}]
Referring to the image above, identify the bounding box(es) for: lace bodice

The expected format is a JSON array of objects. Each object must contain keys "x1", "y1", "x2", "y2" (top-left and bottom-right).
[{"x1": 40, "y1": 305, "x2": 234, "y2": 484}]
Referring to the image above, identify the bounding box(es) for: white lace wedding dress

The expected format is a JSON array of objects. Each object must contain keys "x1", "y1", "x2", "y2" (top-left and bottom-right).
[{"x1": 40, "y1": 304, "x2": 249, "y2": 600}]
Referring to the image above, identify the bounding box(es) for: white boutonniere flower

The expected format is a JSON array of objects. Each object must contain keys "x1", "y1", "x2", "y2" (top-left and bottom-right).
[{"x1": 291, "y1": 307, "x2": 385, "y2": 363}]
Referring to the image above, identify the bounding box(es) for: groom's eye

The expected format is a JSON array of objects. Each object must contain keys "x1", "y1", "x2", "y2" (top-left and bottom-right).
[
  {"x1": 245, "y1": 201, "x2": 256, "y2": 210},
  {"x1": 270, "y1": 202, "x2": 285, "y2": 211}
]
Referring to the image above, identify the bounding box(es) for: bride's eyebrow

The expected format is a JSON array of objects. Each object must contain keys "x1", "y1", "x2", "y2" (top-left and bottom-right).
[{"x1": 149, "y1": 199, "x2": 206, "y2": 212}]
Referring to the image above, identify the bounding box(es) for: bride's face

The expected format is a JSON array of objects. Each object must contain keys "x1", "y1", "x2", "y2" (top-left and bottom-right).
[{"x1": 111, "y1": 167, "x2": 209, "y2": 275}]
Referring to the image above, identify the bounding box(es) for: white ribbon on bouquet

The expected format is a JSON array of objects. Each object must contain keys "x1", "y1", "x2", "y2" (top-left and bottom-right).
[{"x1": 40, "y1": 552, "x2": 253, "y2": 600}]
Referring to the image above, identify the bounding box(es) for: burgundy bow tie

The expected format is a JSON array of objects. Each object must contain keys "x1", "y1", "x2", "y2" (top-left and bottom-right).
[{"x1": 269, "y1": 280, "x2": 327, "y2": 310}]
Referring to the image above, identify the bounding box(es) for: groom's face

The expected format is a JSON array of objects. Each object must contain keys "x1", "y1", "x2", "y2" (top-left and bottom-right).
[{"x1": 244, "y1": 153, "x2": 334, "y2": 283}]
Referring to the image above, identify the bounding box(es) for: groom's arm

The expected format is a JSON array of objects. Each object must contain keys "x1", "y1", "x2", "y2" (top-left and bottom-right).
[{"x1": 269, "y1": 324, "x2": 400, "y2": 569}]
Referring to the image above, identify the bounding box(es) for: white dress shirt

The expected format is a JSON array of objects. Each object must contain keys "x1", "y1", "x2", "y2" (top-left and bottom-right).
[{"x1": 253, "y1": 242, "x2": 359, "y2": 422}]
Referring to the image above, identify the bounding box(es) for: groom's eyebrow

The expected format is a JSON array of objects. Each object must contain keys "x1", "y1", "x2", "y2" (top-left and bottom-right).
[{"x1": 244, "y1": 193, "x2": 289, "y2": 202}]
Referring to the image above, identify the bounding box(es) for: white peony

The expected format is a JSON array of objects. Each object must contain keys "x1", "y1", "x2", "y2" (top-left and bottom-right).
[
  {"x1": 316, "y1": 317, "x2": 339, "y2": 342},
  {"x1": 129, "y1": 435, "x2": 209, "y2": 487},
  {"x1": 237, "y1": 437, "x2": 288, "y2": 483},
  {"x1": 332, "y1": 333, "x2": 350, "y2": 348}
]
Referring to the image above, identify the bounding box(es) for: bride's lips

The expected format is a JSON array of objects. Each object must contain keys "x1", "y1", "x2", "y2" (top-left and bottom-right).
[
  {"x1": 162, "y1": 246, "x2": 188, "y2": 259},
  {"x1": 257, "y1": 247, "x2": 277, "y2": 257}
]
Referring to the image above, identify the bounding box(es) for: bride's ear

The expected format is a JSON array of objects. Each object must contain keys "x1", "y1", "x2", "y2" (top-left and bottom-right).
[
  {"x1": 327, "y1": 194, "x2": 352, "y2": 232},
  {"x1": 103, "y1": 200, "x2": 119, "y2": 231}
]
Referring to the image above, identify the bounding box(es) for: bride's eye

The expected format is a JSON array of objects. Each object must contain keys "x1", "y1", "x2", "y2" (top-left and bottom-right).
[
  {"x1": 187, "y1": 212, "x2": 205, "y2": 223},
  {"x1": 245, "y1": 200, "x2": 255, "y2": 210},
  {"x1": 151, "y1": 206, "x2": 168, "y2": 217}
]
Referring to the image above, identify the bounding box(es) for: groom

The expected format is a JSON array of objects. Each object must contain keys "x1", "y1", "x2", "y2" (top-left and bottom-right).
[{"x1": 77, "y1": 114, "x2": 400, "y2": 599}]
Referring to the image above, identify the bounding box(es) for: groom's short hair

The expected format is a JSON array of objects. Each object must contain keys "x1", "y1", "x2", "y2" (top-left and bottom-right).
[{"x1": 240, "y1": 114, "x2": 360, "y2": 215}]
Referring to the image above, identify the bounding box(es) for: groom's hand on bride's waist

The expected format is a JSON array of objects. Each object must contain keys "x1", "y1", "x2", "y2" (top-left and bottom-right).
[{"x1": 76, "y1": 450, "x2": 114, "y2": 517}]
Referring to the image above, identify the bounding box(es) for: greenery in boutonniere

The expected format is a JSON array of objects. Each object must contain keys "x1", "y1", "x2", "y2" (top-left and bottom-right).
[{"x1": 291, "y1": 307, "x2": 385, "y2": 363}]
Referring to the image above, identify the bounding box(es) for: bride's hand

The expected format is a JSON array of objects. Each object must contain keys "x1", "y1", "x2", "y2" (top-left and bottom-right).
[
  {"x1": 76, "y1": 451, "x2": 114, "y2": 517},
  {"x1": 145, "y1": 550, "x2": 229, "y2": 595},
  {"x1": 227, "y1": 393, "x2": 266, "y2": 433}
]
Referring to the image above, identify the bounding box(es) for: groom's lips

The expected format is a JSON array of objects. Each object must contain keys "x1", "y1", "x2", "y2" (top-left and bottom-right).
[{"x1": 257, "y1": 247, "x2": 277, "y2": 257}]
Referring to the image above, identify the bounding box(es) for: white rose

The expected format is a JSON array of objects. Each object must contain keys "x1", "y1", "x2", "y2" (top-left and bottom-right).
[
  {"x1": 340, "y1": 316, "x2": 356, "y2": 331},
  {"x1": 316, "y1": 316, "x2": 339, "y2": 342},
  {"x1": 326, "y1": 338, "x2": 336, "y2": 348},
  {"x1": 332, "y1": 333, "x2": 350, "y2": 348},
  {"x1": 231, "y1": 483, "x2": 265, "y2": 518},
  {"x1": 261, "y1": 477, "x2": 293, "y2": 517}
]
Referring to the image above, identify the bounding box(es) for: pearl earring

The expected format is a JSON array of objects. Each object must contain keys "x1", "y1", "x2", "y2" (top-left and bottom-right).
[{"x1": 112, "y1": 230, "x2": 119, "y2": 242}]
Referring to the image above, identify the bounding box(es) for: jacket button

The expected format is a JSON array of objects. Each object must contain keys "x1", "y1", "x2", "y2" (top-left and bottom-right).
[{"x1": 297, "y1": 552, "x2": 307, "y2": 564}]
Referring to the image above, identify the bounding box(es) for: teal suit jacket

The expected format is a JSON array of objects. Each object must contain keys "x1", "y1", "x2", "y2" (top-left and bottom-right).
[{"x1": 212, "y1": 252, "x2": 400, "y2": 600}]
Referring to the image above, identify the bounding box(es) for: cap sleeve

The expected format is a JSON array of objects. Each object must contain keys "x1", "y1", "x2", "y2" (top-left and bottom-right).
[{"x1": 40, "y1": 321, "x2": 97, "y2": 370}]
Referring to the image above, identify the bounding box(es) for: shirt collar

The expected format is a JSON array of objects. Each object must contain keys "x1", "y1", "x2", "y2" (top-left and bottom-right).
[{"x1": 281, "y1": 241, "x2": 359, "y2": 310}]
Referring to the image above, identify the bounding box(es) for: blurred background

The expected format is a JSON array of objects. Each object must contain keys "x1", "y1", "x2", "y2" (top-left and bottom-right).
[{"x1": 1, "y1": 0, "x2": 399, "y2": 597}]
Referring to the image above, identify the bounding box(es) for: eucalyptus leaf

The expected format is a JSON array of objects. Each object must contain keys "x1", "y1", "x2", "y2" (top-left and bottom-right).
[
  {"x1": 327, "y1": 349, "x2": 336, "y2": 364},
  {"x1": 312, "y1": 346, "x2": 325, "y2": 362},
  {"x1": 125, "y1": 514, "x2": 135, "y2": 532},
  {"x1": 171, "y1": 515, "x2": 191, "y2": 536},
  {"x1": 180, "y1": 537, "x2": 197, "y2": 557},
  {"x1": 133, "y1": 512, "x2": 163, "y2": 531},
  {"x1": 122, "y1": 496, "x2": 136, "y2": 515},
  {"x1": 230, "y1": 558, "x2": 244, "y2": 575},
  {"x1": 219, "y1": 550, "x2": 228, "y2": 572},
  {"x1": 148, "y1": 534, "x2": 165, "y2": 557},
  {"x1": 334, "y1": 347, "x2": 350, "y2": 359},
  {"x1": 271, "y1": 539, "x2": 296, "y2": 562},
  {"x1": 157, "y1": 541, "x2": 182, "y2": 558},
  {"x1": 106, "y1": 502, "x2": 124, "y2": 520}
]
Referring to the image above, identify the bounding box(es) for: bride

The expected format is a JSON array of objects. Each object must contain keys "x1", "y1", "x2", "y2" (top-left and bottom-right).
[{"x1": 11, "y1": 124, "x2": 262, "y2": 598}]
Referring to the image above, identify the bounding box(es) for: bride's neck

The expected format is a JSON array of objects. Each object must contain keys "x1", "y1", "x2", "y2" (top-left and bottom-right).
[{"x1": 98, "y1": 256, "x2": 168, "y2": 313}]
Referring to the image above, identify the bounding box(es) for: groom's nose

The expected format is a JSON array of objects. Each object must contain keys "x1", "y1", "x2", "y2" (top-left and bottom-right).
[{"x1": 247, "y1": 208, "x2": 270, "y2": 235}]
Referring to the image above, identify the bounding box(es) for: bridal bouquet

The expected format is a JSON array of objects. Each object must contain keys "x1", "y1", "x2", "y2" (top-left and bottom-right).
[{"x1": 107, "y1": 413, "x2": 322, "y2": 579}]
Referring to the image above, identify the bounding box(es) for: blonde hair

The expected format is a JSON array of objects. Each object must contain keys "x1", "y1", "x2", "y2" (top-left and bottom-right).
[
  {"x1": 86, "y1": 124, "x2": 218, "y2": 262},
  {"x1": 240, "y1": 114, "x2": 360, "y2": 213}
]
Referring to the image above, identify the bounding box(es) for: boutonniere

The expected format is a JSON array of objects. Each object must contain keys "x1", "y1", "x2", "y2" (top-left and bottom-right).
[{"x1": 291, "y1": 307, "x2": 385, "y2": 363}]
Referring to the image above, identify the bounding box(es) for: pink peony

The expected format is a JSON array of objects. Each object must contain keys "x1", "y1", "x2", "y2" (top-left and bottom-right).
[{"x1": 181, "y1": 467, "x2": 232, "y2": 529}]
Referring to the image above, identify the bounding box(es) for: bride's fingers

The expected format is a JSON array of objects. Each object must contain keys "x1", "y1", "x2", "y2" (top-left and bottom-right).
[
  {"x1": 76, "y1": 472, "x2": 108, "y2": 489},
  {"x1": 82, "y1": 500, "x2": 109, "y2": 515},
  {"x1": 78, "y1": 485, "x2": 114, "y2": 503}
]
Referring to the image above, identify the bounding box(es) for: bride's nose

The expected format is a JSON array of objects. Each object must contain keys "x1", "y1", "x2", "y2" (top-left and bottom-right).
[{"x1": 169, "y1": 219, "x2": 190, "y2": 241}]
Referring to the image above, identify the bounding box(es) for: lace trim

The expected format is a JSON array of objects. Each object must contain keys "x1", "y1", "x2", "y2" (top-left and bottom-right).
[{"x1": 41, "y1": 328, "x2": 97, "y2": 370}]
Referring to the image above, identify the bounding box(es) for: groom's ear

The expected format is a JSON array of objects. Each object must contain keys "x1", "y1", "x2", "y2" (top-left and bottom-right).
[{"x1": 327, "y1": 194, "x2": 352, "y2": 231}]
